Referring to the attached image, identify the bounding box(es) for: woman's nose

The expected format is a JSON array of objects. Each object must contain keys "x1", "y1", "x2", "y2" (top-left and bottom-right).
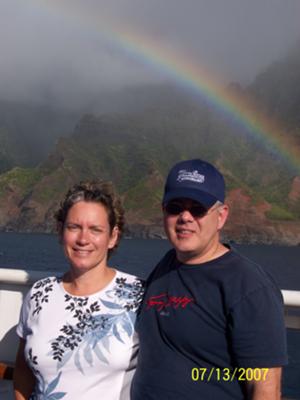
[{"x1": 76, "y1": 228, "x2": 90, "y2": 244}]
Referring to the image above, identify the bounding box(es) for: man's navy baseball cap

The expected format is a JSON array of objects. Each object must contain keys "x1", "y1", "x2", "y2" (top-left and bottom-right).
[{"x1": 163, "y1": 159, "x2": 225, "y2": 208}]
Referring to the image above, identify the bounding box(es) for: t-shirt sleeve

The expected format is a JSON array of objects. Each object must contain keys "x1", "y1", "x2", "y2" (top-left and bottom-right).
[
  {"x1": 16, "y1": 289, "x2": 32, "y2": 339},
  {"x1": 229, "y1": 285, "x2": 288, "y2": 368}
]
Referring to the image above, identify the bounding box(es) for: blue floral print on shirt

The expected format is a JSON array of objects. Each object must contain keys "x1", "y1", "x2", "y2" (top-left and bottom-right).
[{"x1": 47, "y1": 276, "x2": 144, "y2": 373}]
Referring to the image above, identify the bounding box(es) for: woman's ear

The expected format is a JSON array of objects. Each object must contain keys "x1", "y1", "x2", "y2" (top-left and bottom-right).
[{"x1": 108, "y1": 226, "x2": 119, "y2": 249}]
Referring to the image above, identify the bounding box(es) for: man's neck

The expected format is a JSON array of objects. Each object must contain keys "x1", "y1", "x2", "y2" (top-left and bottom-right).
[{"x1": 176, "y1": 242, "x2": 229, "y2": 265}]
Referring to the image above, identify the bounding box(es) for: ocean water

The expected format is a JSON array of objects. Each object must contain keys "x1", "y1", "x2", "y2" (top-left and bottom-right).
[
  {"x1": 0, "y1": 232, "x2": 299, "y2": 398},
  {"x1": 1, "y1": 232, "x2": 300, "y2": 288}
]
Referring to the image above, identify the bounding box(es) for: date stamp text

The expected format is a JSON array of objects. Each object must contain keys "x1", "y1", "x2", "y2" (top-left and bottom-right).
[{"x1": 191, "y1": 367, "x2": 269, "y2": 382}]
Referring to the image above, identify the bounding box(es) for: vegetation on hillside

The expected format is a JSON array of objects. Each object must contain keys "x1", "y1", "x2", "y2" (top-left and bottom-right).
[{"x1": 0, "y1": 46, "x2": 300, "y2": 233}]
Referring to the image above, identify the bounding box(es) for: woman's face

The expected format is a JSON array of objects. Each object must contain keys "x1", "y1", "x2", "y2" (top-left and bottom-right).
[{"x1": 62, "y1": 200, "x2": 118, "y2": 273}]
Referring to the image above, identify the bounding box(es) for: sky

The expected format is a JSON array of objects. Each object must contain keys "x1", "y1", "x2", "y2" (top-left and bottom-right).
[{"x1": 1, "y1": 0, "x2": 300, "y2": 108}]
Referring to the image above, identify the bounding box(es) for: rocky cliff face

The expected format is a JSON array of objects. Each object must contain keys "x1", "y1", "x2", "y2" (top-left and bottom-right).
[
  {"x1": 222, "y1": 189, "x2": 300, "y2": 245},
  {"x1": 124, "y1": 187, "x2": 300, "y2": 245},
  {"x1": 0, "y1": 75, "x2": 299, "y2": 244},
  {"x1": 1, "y1": 181, "x2": 300, "y2": 245},
  {"x1": 289, "y1": 176, "x2": 300, "y2": 202}
]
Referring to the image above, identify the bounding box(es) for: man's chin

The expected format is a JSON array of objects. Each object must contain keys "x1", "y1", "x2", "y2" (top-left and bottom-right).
[{"x1": 176, "y1": 248, "x2": 199, "y2": 263}]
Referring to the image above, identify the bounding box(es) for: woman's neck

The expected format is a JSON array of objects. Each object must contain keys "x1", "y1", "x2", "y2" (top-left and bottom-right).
[{"x1": 63, "y1": 265, "x2": 116, "y2": 296}]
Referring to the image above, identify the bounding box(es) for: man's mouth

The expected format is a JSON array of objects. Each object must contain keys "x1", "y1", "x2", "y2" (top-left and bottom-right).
[{"x1": 176, "y1": 228, "x2": 194, "y2": 237}]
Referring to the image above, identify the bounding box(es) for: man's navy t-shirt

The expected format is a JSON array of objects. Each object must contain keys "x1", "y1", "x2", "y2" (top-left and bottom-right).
[{"x1": 131, "y1": 249, "x2": 287, "y2": 400}]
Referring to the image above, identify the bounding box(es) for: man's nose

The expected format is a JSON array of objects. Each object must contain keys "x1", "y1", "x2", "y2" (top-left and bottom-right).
[{"x1": 178, "y1": 209, "x2": 194, "y2": 221}]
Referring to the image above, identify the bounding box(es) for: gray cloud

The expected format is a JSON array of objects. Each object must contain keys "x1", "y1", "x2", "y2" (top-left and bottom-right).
[{"x1": 1, "y1": 0, "x2": 299, "y2": 108}]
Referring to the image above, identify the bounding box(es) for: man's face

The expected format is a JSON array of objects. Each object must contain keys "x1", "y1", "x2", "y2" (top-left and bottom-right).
[{"x1": 163, "y1": 198, "x2": 228, "y2": 264}]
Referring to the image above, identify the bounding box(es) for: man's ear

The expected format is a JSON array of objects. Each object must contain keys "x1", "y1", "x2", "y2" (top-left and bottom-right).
[{"x1": 217, "y1": 204, "x2": 229, "y2": 231}]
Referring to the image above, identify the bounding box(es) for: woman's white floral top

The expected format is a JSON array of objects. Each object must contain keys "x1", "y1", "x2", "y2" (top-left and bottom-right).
[{"x1": 17, "y1": 270, "x2": 144, "y2": 400}]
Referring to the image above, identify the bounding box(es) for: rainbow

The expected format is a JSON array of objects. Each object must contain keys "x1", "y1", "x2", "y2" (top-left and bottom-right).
[{"x1": 31, "y1": 1, "x2": 300, "y2": 172}]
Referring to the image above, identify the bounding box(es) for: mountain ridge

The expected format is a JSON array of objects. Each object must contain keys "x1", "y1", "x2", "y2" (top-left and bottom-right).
[{"x1": 0, "y1": 47, "x2": 300, "y2": 244}]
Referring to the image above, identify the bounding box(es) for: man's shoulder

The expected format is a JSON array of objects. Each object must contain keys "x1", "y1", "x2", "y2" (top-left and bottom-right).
[
  {"x1": 223, "y1": 249, "x2": 283, "y2": 302},
  {"x1": 225, "y1": 249, "x2": 272, "y2": 281},
  {"x1": 147, "y1": 249, "x2": 177, "y2": 283}
]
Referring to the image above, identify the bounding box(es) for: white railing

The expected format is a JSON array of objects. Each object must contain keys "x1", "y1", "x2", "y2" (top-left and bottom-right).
[
  {"x1": 282, "y1": 290, "x2": 300, "y2": 307},
  {"x1": 282, "y1": 290, "x2": 300, "y2": 330},
  {"x1": 0, "y1": 268, "x2": 300, "y2": 363},
  {"x1": 1, "y1": 268, "x2": 300, "y2": 303},
  {"x1": 0, "y1": 268, "x2": 57, "y2": 365},
  {"x1": 0, "y1": 268, "x2": 57, "y2": 285}
]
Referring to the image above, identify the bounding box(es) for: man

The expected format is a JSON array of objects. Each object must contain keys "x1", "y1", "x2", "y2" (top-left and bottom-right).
[{"x1": 132, "y1": 159, "x2": 287, "y2": 400}]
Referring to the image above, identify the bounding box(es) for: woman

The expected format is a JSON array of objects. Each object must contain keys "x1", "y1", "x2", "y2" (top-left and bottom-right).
[{"x1": 13, "y1": 181, "x2": 144, "y2": 400}]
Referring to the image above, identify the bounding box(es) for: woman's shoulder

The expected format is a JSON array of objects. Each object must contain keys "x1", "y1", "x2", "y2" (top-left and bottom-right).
[
  {"x1": 28, "y1": 276, "x2": 63, "y2": 305},
  {"x1": 31, "y1": 275, "x2": 62, "y2": 292},
  {"x1": 114, "y1": 269, "x2": 144, "y2": 284},
  {"x1": 20, "y1": 276, "x2": 63, "y2": 321},
  {"x1": 112, "y1": 269, "x2": 145, "y2": 299}
]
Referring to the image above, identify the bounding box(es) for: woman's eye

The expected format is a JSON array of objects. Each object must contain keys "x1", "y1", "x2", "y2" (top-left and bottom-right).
[
  {"x1": 91, "y1": 227, "x2": 103, "y2": 234},
  {"x1": 66, "y1": 224, "x2": 79, "y2": 231}
]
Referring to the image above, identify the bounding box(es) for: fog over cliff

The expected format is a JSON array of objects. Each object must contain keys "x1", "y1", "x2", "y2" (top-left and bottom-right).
[{"x1": 0, "y1": 0, "x2": 300, "y2": 109}]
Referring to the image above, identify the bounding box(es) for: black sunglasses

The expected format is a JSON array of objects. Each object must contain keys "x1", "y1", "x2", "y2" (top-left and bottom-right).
[{"x1": 164, "y1": 202, "x2": 209, "y2": 218}]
